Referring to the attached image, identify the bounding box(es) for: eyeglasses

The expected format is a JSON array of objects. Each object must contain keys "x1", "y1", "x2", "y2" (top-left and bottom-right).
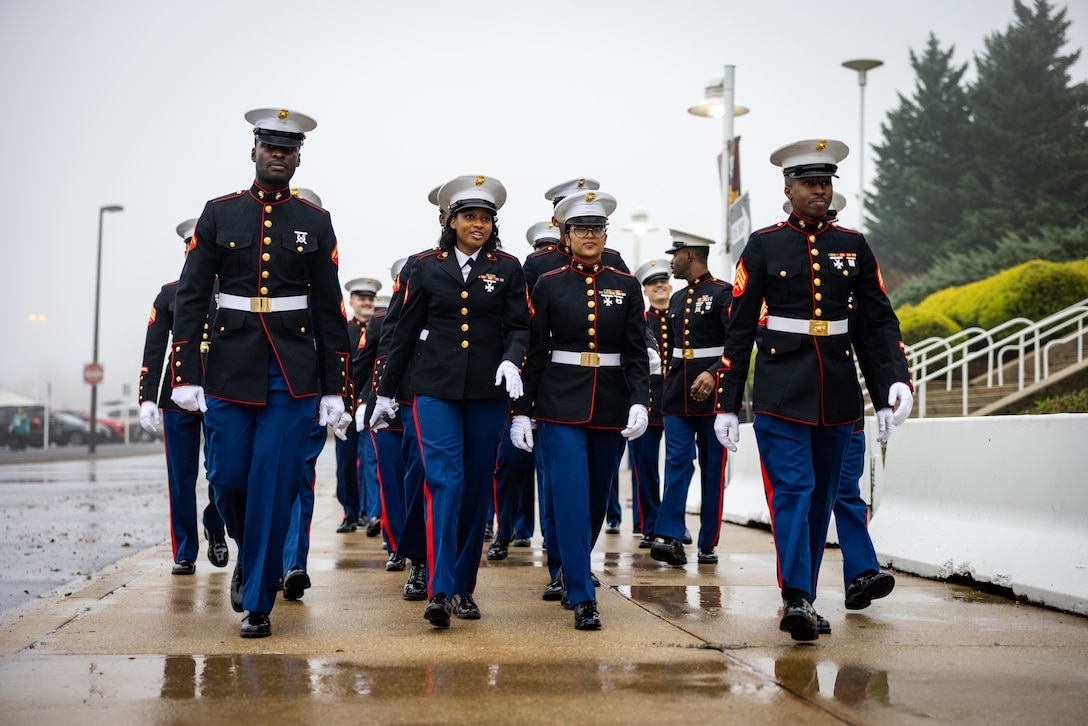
[{"x1": 570, "y1": 225, "x2": 607, "y2": 239}]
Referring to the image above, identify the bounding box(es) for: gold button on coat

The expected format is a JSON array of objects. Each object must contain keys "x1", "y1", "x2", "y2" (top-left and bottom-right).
[
  {"x1": 461, "y1": 341, "x2": 469, "y2": 348},
  {"x1": 461, "y1": 291, "x2": 469, "y2": 299},
  {"x1": 264, "y1": 220, "x2": 272, "y2": 228},
  {"x1": 260, "y1": 287, "x2": 268, "y2": 295},
  {"x1": 262, "y1": 252, "x2": 270, "y2": 261}
]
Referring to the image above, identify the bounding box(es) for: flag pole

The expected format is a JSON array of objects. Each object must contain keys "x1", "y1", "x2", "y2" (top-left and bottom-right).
[{"x1": 721, "y1": 65, "x2": 736, "y2": 281}]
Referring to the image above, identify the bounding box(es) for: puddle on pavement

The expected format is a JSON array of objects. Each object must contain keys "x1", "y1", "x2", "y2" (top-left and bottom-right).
[{"x1": 0, "y1": 654, "x2": 782, "y2": 703}]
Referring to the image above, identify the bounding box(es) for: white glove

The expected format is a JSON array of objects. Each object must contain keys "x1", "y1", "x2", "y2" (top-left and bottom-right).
[
  {"x1": 369, "y1": 395, "x2": 399, "y2": 430},
  {"x1": 647, "y1": 347, "x2": 662, "y2": 376},
  {"x1": 139, "y1": 401, "x2": 161, "y2": 433},
  {"x1": 355, "y1": 405, "x2": 367, "y2": 432},
  {"x1": 888, "y1": 381, "x2": 914, "y2": 426},
  {"x1": 510, "y1": 415, "x2": 534, "y2": 452},
  {"x1": 714, "y1": 413, "x2": 739, "y2": 452},
  {"x1": 876, "y1": 408, "x2": 895, "y2": 443},
  {"x1": 333, "y1": 412, "x2": 353, "y2": 441},
  {"x1": 171, "y1": 385, "x2": 207, "y2": 413},
  {"x1": 318, "y1": 395, "x2": 345, "y2": 427},
  {"x1": 495, "y1": 360, "x2": 523, "y2": 400},
  {"x1": 620, "y1": 404, "x2": 649, "y2": 440}
]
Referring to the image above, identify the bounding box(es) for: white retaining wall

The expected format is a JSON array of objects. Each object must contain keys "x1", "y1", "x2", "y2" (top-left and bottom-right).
[{"x1": 719, "y1": 414, "x2": 1088, "y2": 614}]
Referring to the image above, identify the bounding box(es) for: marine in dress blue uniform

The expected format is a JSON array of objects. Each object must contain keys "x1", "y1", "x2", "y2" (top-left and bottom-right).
[
  {"x1": 281, "y1": 187, "x2": 335, "y2": 603},
  {"x1": 650, "y1": 230, "x2": 732, "y2": 568},
  {"x1": 511, "y1": 190, "x2": 650, "y2": 630},
  {"x1": 372, "y1": 175, "x2": 530, "y2": 628},
  {"x1": 170, "y1": 108, "x2": 351, "y2": 638},
  {"x1": 336, "y1": 275, "x2": 382, "y2": 534},
  {"x1": 523, "y1": 178, "x2": 632, "y2": 599},
  {"x1": 629, "y1": 258, "x2": 672, "y2": 549},
  {"x1": 714, "y1": 139, "x2": 913, "y2": 641},
  {"x1": 485, "y1": 221, "x2": 561, "y2": 562},
  {"x1": 352, "y1": 262, "x2": 411, "y2": 572},
  {"x1": 138, "y1": 218, "x2": 228, "y2": 575}
]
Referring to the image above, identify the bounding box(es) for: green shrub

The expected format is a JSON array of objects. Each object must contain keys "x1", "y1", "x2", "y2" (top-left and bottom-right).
[
  {"x1": 974, "y1": 261, "x2": 1088, "y2": 329},
  {"x1": 895, "y1": 304, "x2": 961, "y2": 344},
  {"x1": 1021, "y1": 389, "x2": 1088, "y2": 414}
]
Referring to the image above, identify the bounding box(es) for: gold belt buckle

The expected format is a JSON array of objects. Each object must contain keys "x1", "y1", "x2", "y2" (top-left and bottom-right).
[
  {"x1": 809, "y1": 320, "x2": 829, "y2": 336},
  {"x1": 683, "y1": 349, "x2": 694, "y2": 359},
  {"x1": 250, "y1": 297, "x2": 272, "y2": 313},
  {"x1": 580, "y1": 352, "x2": 600, "y2": 367},
  {"x1": 199, "y1": 341, "x2": 211, "y2": 353}
]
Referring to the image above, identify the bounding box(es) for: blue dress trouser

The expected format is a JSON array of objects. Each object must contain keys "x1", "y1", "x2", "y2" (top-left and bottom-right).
[
  {"x1": 359, "y1": 427, "x2": 381, "y2": 521},
  {"x1": 414, "y1": 396, "x2": 506, "y2": 599},
  {"x1": 754, "y1": 414, "x2": 853, "y2": 601},
  {"x1": 493, "y1": 420, "x2": 535, "y2": 542},
  {"x1": 396, "y1": 404, "x2": 428, "y2": 564},
  {"x1": 535, "y1": 441, "x2": 561, "y2": 578},
  {"x1": 538, "y1": 422, "x2": 625, "y2": 607},
  {"x1": 162, "y1": 410, "x2": 224, "y2": 562},
  {"x1": 628, "y1": 425, "x2": 663, "y2": 536},
  {"x1": 373, "y1": 428, "x2": 407, "y2": 554},
  {"x1": 658, "y1": 415, "x2": 727, "y2": 551},
  {"x1": 606, "y1": 471, "x2": 622, "y2": 525},
  {"x1": 204, "y1": 360, "x2": 315, "y2": 614},
  {"x1": 335, "y1": 426, "x2": 360, "y2": 522},
  {"x1": 283, "y1": 423, "x2": 327, "y2": 574},
  {"x1": 834, "y1": 430, "x2": 880, "y2": 587}
]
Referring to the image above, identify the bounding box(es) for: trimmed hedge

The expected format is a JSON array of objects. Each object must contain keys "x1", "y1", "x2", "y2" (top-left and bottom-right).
[{"x1": 895, "y1": 304, "x2": 961, "y2": 345}]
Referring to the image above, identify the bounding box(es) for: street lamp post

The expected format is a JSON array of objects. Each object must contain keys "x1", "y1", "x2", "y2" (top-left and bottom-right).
[
  {"x1": 90, "y1": 204, "x2": 123, "y2": 454},
  {"x1": 687, "y1": 66, "x2": 749, "y2": 279},
  {"x1": 620, "y1": 209, "x2": 658, "y2": 270},
  {"x1": 842, "y1": 58, "x2": 883, "y2": 231}
]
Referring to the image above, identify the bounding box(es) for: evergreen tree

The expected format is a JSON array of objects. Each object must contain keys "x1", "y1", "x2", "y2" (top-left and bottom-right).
[
  {"x1": 957, "y1": 0, "x2": 1088, "y2": 251},
  {"x1": 867, "y1": 34, "x2": 972, "y2": 275}
]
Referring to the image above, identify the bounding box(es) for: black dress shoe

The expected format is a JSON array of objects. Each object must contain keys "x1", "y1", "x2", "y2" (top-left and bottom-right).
[
  {"x1": 816, "y1": 613, "x2": 832, "y2": 635},
  {"x1": 682, "y1": 528, "x2": 693, "y2": 545},
  {"x1": 511, "y1": 537, "x2": 532, "y2": 547},
  {"x1": 650, "y1": 537, "x2": 687, "y2": 566},
  {"x1": 542, "y1": 574, "x2": 564, "y2": 601},
  {"x1": 336, "y1": 517, "x2": 357, "y2": 533},
  {"x1": 403, "y1": 563, "x2": 427, "y2": 601},
  {"x1": 605, "y1": 521, "x2": 620, "y2": 535},
  {"x1": 453, "y1": 593, "x2": 481, "y2": 620},
  {"x1": 171, "y1": 559, "x2": 196, "y2": 575},
  {"x1": 424, "y1": 593, "x2": 451, "y2": 628},
  {"x1": 638, "y1": 533, "x2": 655, "y2": 549},
  {"x1": 486, "y1": 539, "x2": 509, "y2": 561},
  {"x1": 386, "y1": 552, "x2": 406, "y2": 572},
  {"x1": 483, "y1": 522, "x2": 494, "y2": 540},
  {"x1": 845, "y1": 570, "x2": 895, "y2": 610},
  {"x1": 780, "y1": 598, "x2": 819, "y2": 641},
  {"x1": 697, "y1": 548, "x2": 718, "y2": 564},
  {"x1": 573, "y1": 600, "x2": 601, "y2": 630},
  {"x1": 365, "y1": 516, "x2": 381, "y2": 537},
  {"x1": 229, "y1": 563, "x2": 243, "y2": 613},
  {"x1": 282, "y1": 567, "x2": 310, "y2": 601},
  {"x1": 204, "y1": 529, "x2": 229, "y2": 568},
  {"x1": 240, "y1": 611, "x2": 271, "y2": 638}
]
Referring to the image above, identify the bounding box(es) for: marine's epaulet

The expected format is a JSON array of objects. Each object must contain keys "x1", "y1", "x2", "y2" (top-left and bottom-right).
[
  {"x1": 829, "y1": 221, "x2": 862, "y2": 236},
  {"x1": 211, "y1": 189, "x2": 248, "y2": 204},
  {"x1": 529, "y1": 244, "x2": 557, "y2": 258},
  {"x1": 540, "y1": 265, "x2": 567, "y2": 280},
  {"x1": 604, "y1": 265, "x2": 635, "y2": 278},
  {"x1": 164, "y1": 280, "x2": 180, "y2": 289},
  {"x1": 493, "y1": 249, "x2": 519, "y2": 261},
  {"x1": 756, "y1": 221, "x2": 788, "y2": 235},
  {"x1": 417, "y1": 249, "x2": 442, "y2": 260}
]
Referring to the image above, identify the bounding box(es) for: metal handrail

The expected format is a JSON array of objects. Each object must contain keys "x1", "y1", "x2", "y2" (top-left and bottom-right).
[{"x1": 860, "y1": 298, "x2": 1088, "y2": 417}]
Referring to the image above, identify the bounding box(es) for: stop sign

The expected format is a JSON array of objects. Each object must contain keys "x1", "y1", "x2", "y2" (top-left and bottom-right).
[{"x1": 83, "y1": 362, "x2": 104, "y2": 385}]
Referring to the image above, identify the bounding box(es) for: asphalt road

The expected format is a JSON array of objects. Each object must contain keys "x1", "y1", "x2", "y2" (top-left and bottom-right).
[{"x1": 0, "y1": 446, "x2": 181, "y2": 614}]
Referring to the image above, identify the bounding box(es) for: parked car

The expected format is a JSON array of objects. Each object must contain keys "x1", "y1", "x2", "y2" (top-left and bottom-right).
[
  {"x1": 0, "y1": 407, "x2": 107, "y2": 448},
  {"x1": 54, "y1": 409, "x2": 122, "y2": 444},
  {"x1": 104, "y1": 403, "x2": 164, "y2": 442}
]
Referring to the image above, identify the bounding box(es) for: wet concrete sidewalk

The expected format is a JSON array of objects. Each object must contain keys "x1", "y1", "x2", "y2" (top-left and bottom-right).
[{"x1": 1, "y1": 468, "x2": 1086, "y2": 725}]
